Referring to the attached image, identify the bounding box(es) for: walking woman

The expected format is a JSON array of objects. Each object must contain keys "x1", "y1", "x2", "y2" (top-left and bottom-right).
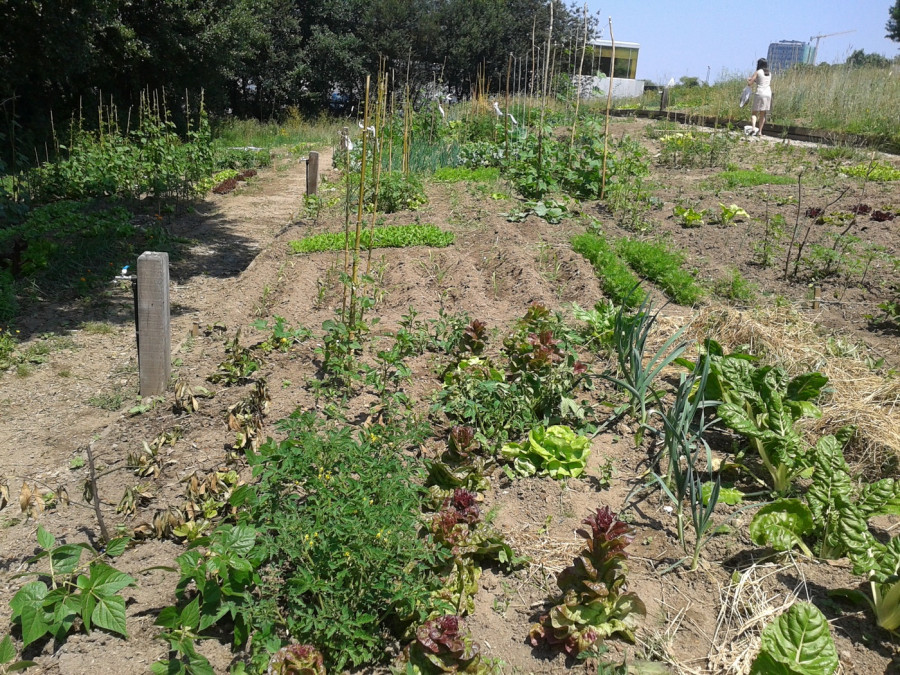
[{"x1": 747, "y1": 58, "x2": 772, "y2": 136}]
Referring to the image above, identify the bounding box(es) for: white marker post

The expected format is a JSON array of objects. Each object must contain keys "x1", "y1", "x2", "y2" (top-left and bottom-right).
[{"x1": 136, "y1": 251, "x2": 170, "y2": 397}]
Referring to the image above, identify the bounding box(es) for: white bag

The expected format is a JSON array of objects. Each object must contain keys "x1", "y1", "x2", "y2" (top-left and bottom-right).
[{"x1": 739, "y1": 85, "x2": 752, "y2": 108}]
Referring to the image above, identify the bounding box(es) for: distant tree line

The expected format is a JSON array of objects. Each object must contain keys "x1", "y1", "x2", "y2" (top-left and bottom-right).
[{"x1": 0, "y1": 0, "x2": 594, "y2": 155}]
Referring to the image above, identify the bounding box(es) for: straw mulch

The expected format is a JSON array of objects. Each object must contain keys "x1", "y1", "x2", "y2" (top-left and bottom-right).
[{"x1": 686, "y1": 304, "x2": 900, "y2": 475}]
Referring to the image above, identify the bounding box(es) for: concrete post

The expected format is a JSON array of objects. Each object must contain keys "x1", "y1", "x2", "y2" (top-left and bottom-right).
[{"x1": 137, "y1": 252, "x2": 170, "y2": 397}]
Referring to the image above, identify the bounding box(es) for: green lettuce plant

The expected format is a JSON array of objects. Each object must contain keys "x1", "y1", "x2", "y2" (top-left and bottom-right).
[
  {"x1": 673, "y1": 205, "x2": 705, "y2": 228},
  {"x1": 500, "y1": 425, "x2": 591, "y2": 479},
  {"x1": 748, "y1": 602, "x2": 839, "y2": 675},
  {"x1": 716, "y1": 203, "x2": 749, "y2": 226},
  {"x1": 529, "y1": 507, "x2": 645, "y2": 656}
]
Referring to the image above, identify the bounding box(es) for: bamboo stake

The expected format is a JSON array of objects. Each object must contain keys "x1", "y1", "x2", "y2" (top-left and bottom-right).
[
  {"x1": 537, "y1": 2, "x2": 554, "y2": 197},
  {"x1": 505, "y1": 52, "x2": 511, "y2": 162},
  {"x1": 570, "y1": 3, "x2": 589, "y2": 151},
  {"x1": 349, "y1": 76, "x2": 371, "y2": 327},
  {"x1": 366, "y1": 67, "x2": 387, "y2": 274},
  {"x1": 601, "y1": 17, "x2": 615, "y2": 200}
]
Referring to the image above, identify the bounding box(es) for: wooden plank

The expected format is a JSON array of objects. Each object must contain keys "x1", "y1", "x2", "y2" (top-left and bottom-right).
[
  {"x1": 306, "y1": 151, "x2": 319, "y2": 196},
  {"x1": 136, "y1": 251, "x2": 170, "y2": 397}
]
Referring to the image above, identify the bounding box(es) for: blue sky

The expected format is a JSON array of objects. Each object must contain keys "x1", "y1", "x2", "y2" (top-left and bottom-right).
[{"x1": 583, "y1": 0, "x2": 899, "y2": 84}]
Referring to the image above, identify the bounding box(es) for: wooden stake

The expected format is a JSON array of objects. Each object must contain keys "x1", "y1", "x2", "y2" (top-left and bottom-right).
[
  {"x1": 306, "y1": 151, "x2": 319, "y2": 196},
  {"x1": 137, "y1": 251, "x2": 170, "y2": 397}
]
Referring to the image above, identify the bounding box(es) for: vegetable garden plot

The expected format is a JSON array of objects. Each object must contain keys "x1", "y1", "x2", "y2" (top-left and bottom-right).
[{"x1": 0, "y1": 115, "x2": 898, "y2": 674}]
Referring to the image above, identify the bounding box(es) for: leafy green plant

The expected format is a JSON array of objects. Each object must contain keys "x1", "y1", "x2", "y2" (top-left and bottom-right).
[
  {"x1": 432, "y1": 167, "x2": 500, "y2": 183},
  {"x1": 506, "y1": 199, "x2": 566, "y2": 224},
  {"x1": 848, "y1": 536, "x2": 900, "y2": 633},
  {"x1": 290, "y1": 224, "x2": 453, "y2": 254},
  {"x1": 716, "y1": 203, "x2": 750, "y2": 226},
  {"x1": 267, "y1": 644, "x2": 326, "y2": 675},
  {"x1": 615, "y1": 238, "x2": 703, "y2": 306},
  {"x1": 529, "y1": 507, "x2": 645, "y2": 655},
  {"x1": 673, "y1": 205, "x2": 706, "y2": 228},
  {"x1": 152, "y1": 524, "x2": 259, "y2": 675},
  {"x1": 713, "y1": 170, "x2": 795, "y2": 189},
  {"x1": 500, "y1": 425, "x2": 591, "y2": 479},
  {"x1": 571, "y1": 232, "x2": 646, "y2": 308},
  {"x1": 713, "y1": 363, "x2": 828, "y2": 493},
  {"x1": 9, "y1": 527, "x2": 133, "y2": 648},
  {"x1": 748, "y1": 602, "x2": 839, "y2": 675},
  {"x1": 570, "y1": 300, "x2": 617, "y2": 353},
  {"x1": 840, "y1": 161, "x2": 900, "y2": 181},
  {"x1": 235, "y1": 413, "x2": 445, "y2": 671},
  {"x1": 748, "y1": 433, "x2": 900, "y2": 559}
]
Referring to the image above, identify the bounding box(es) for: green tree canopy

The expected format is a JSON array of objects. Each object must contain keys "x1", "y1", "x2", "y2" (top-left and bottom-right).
[{"x1": 888, "y1": 0, "x2": 900, "y2": 42}]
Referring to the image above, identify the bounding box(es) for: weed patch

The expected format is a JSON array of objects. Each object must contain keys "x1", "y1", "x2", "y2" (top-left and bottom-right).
[
  {"x1": 571, "y1": 232, "x2": 645, "y2": 307},
  {"x1": 290, "y1": 224, "x2": 453, "y2": 254},
  {"x1": 615, "y1": 238, "x2": 703, "y2": 306}
]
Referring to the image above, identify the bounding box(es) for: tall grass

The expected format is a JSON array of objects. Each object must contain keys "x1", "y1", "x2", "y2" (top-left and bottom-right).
[
  {"x1": 656, "y1": 64, "x2": 900, "y2": 150},
  {"x1": 214, "y1": 113, "x2": 346, "y2": 150}
]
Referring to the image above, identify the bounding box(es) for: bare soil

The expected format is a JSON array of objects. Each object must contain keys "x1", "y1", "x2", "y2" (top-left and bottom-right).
[{"x1": 1, "y1": 117, "x2": 898, "y2": 674}]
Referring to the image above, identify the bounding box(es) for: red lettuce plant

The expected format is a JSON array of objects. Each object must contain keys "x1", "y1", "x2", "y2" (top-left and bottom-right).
[
  {"x1": 529, "y1": 506, "x2": 645, "y2": 655},
  {"x1": 871, "y1": 209, "x2": 896, "y2": 222},
  {"x1": 447, "y1": 425, "x2": 480, "y2": 460},
  {"x1": 460, "y1": 320, "x2": 488, "y2": 356},
  {"x1": 405, "y1": 615, "x2": 492, "y2": 673},
  {"x1": 267, "y1": 644, "x2": 326, "y2": 675}
]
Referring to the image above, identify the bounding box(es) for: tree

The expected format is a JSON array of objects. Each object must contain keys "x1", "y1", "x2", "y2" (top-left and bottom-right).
[
  {"x1": 888, "y1": 0, "x2": 900, "y2": 42},
  {"x1": 845, "y1": 49, "x2": 890, "y2": 68}
]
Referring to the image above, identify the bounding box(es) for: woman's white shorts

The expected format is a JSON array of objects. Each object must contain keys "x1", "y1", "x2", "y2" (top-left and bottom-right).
[{"x1": 753, "y1": 94, "x2": 771, "y2": 112}]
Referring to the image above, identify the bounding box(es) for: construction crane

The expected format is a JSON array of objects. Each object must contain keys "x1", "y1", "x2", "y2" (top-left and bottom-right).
[{"x1": 809, "y1": 30, "x2": 856, "y2": 65}]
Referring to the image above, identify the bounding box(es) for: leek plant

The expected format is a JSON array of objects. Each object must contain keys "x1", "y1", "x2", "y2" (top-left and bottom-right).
[
  {"x1": 604, "y1": 288, "x2": 688, "y2": 442},
  {"x1": 651, "y1": 356, "x2": 720, "y2": 570}
]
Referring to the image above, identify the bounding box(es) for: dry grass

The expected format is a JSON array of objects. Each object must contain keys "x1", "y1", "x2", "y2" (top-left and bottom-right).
[
  {"x1": 688, "y1": 304, "x2": 900, "y2": 475},
  {"x1": 706, "y1": 562, "x2": 807, "y2": 675}
]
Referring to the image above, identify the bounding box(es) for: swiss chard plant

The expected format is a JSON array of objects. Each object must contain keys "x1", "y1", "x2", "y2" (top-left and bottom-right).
[
  {"x1": 9, "y1": 527, "x2": 134, "y2": 648},
  {"x1": 748, "y1": 602, "x2": 839, "y2": 675},
  {"x1": 748, "y1": 432, "x2": 900, "y2": 559},
  {"x1": 529, "y1": 507, "x2": 645, "y2": 656},
  {"x1": 715, "y1": 364, "x2": 827, "y2": 494},
  {"x1": 848, "y1": 535, "x2": 900, "y2": 634}
]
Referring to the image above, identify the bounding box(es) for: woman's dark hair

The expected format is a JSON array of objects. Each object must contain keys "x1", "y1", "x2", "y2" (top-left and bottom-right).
[{"x1": 757, "y1": 58, "x2": 770, "y2": 75}]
